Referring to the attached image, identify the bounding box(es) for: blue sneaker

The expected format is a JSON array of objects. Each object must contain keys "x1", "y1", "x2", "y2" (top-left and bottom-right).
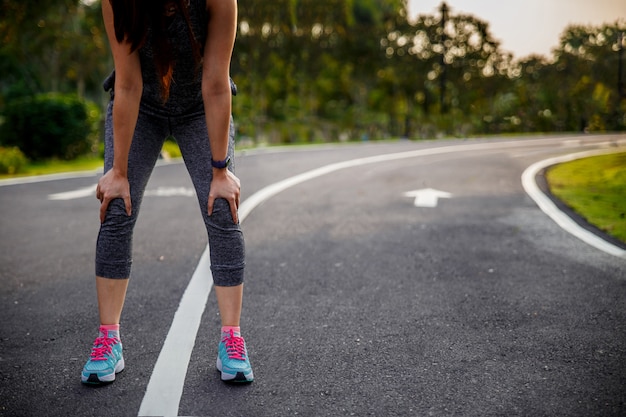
[
  {"x1": 81, "y1": 327, "x2": 124, "y2": 384},
  {"x1": 216, "y1": 329, "x2": 254, "y2": 382}
]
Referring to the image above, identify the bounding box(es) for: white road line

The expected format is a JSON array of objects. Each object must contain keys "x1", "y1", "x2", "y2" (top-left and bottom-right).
[
  {"x1": 0, "y1": 170, "x2": 101, "y2": 187},
  {"x1": 139, "y1": 145, "x2": 490, "y2": 416},
  {"x1": 238, "y1": 140, "x2": 554, "y2": 220},
  {"x1": 137, "y1": 247, "x2": 213, "y2": 417},
  {"x1": 138, "y1": 138, "x2": 626, "y2": 416},
  {"x1": 0, "y1": 158, "x2": 181, "y2": 188},
  {"x1": 521, "y1": 148, "x2": 626, "y2": 259},
  {"x1": 48, "y1": 184, "x2": 97, "y2": 200}
]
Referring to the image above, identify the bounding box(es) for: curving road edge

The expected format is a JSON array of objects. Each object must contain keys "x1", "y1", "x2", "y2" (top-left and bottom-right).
[{"x1": 521, "y1": 148, "x2": 626, "y2": 259}]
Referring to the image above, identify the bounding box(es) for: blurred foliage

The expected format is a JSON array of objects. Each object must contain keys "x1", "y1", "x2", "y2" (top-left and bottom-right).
[
  {"x1": 0, "y1": 93, "x2": 100, "y2": 160},
  {"x1": 0, "y1": 0, "x2": 110, "y2": 104},
  {"x1": 0, "y1": 0, "x2": 624, "y2": 150},
  {"x1": 162, "y1": 138, "x2": 183, "y2": 159},
  {"x1": 233, "y1": 1, "x2": 625, "y2": 142},
  {"x1": 0, "y1": 146, "x2": 28, "y2": 174}
]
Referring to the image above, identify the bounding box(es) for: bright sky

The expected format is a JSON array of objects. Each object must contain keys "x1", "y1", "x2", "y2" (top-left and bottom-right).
[{"x1": 407, "y1": 0, "x2": 626, "y2": 58}]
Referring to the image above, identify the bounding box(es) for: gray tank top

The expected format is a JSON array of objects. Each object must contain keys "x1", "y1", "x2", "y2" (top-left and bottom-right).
[{"x1": 103, "y1": 0, "x2": 236, "y2": 115}]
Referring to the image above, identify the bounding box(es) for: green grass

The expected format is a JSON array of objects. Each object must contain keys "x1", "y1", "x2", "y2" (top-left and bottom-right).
[
  {"x1": 546, "y1": 151, "x2": 626, "y2": 243},
  {"x1": 0, "y1": 154, "x2": 103, "y2": 179},
  {"x1": 0, "y1": 139, "x2": 186, "y2": 180}
]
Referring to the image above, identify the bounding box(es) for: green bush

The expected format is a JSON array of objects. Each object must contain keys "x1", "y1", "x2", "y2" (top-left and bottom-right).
[
  {"x1": 0, "y1": 93, "x2": 100, "y2": 160},
  {"x1": 0, "y1": 146, "x2": 28, "y2": 174}
]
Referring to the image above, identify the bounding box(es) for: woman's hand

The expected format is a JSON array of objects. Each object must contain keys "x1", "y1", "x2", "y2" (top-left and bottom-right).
[
  {"x1": 96, "y1": 169, "x2": 132, "y2": 223},
  {"x1": 208, "y1": 168, "x2": 241, "y2": 224}
]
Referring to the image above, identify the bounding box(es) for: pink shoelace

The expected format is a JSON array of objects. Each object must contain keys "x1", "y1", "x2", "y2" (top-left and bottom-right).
[
  {"x1": 90, "y1": 335, "x2": 119, "y2": 361},
  {"x1": 223, "y1": 329, "x2": 247, "y2": 361}
]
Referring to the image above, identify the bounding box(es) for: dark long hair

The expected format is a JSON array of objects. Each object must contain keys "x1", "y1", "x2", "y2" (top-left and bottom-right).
[{"x1": 109, "y1": 0, "x2": 202, "y2": 101}]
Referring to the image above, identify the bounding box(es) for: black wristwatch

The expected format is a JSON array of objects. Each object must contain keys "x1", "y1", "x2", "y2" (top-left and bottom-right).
[{"x1": 211, "y1": 156, "x2": 231, "y2": 169}]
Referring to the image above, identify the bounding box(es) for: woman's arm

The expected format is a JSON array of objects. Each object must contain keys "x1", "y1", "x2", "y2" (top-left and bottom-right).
[
  {"x1": 97, "y1": 0, "x2": 143, "y2": 222},
  {"x1": 203, "y1": 0, "x2": 240, "y2": 224}
]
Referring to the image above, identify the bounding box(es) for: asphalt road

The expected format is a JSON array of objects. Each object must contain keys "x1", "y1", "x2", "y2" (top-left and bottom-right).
[{"x1": 1, "y1": 134, "x2": 625, "y2": 417}]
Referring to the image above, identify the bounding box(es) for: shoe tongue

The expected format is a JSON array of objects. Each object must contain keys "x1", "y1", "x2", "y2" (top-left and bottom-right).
[
  {"x1": 99, "y1": 327, "x2": 119, "y2": 339},
  {"x1": 222, "y1": 331, "x2": 241, "y2": 340}
]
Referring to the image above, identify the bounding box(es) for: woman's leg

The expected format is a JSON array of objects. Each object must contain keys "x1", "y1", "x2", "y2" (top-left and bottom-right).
[
  {"x1": 83, "y1": 101, "x2": 167, "y2": 385},
  {"x1": 173, "y1": 112, "x2": 252, "y2": 382},
  {"x1": 95, "y1": 101, "x2": 168, "y2": 322},
  {"x1": 173, "y1": 113, "x2": 245, "y2": 324},
  {"x1": 213, "y1": 284, "x2": 243, "y2": 326},
  {"x1": 96, "y1": 277, "x2": 130, "y2": 325}
]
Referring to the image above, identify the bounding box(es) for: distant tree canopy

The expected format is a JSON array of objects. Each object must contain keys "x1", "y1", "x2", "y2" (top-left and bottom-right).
[
  {"x1": 1, "y1": 0, "x2": 624, "y2": 148},
  {"x1": 0, "y1": 0, "x2": 109, "y2": 104},
  {"x1": 232, "y1": 0, "x2": 625, "y2": 141}
]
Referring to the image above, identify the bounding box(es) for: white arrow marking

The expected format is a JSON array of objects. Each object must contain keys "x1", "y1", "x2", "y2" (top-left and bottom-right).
[
  {"x1": 48, "y1": 184, "x2": 97, "y2": 200},
  {"x1": 403, "y1": 188, "x2": 452, "y2": 207}
]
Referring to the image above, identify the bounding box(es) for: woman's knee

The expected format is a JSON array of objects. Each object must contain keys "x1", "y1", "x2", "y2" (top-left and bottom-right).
[
  {"x1": 100, "y1": 198, "x2": 138, "y2": 236},
  {"x1": 206, "y1": 198, "x2": 239, "y2": 231}
]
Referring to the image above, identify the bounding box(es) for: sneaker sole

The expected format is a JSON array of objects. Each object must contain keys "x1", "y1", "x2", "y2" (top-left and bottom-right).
[
  {"x1": 216, "y1": 358, "x2": 254, "y2": 383},
  {"x1": 81, "y1": 357, "x2": 125, "y2": 385}
]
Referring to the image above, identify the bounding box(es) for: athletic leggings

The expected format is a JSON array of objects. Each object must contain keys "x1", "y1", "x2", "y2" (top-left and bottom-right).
[{"x1": 95, "y1": 97, "x2": 244, "y2": 286}]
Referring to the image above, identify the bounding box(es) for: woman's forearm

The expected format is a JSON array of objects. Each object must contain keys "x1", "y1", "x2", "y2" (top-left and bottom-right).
[
  {"x1": 102, "y1": 0, "x2": 143, "y2": 178},
  {"x1": 202, "y1": 80, "x2": 232, "y2": 163},
  {"x1": 111, "y1": 85, "x2": 142, "y2": 176},
  {"x1": 202, "y1": 0, "x2": 237, "y2": 165}
]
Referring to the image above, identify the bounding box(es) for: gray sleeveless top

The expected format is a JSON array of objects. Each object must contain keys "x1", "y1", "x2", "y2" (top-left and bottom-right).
[{"x1": 104, "y1": 0, "x2": 236, "y2": 115}]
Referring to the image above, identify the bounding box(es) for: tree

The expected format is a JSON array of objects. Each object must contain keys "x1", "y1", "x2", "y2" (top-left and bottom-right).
[
  {"x1": 380, "y1": 3, "x2": 514, "y2": 136},
  {"x1": 552, "y1": 23, "x2": 626, "y2": 131},
  {"x1": 513, "y1": 22, "x2": 626, "y2": 132},
  {"x1": 3, "y1": 0, "x2": 623, "y2": 150},
  {"x1": 0, "y1": 0, "x2": 109, "y2": 106}
]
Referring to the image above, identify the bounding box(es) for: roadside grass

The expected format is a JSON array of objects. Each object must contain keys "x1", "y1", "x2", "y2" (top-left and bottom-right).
[
  {"x1": 0, "y1": 140, "x2": 184, "y2": 180},
  {"x1": 0, "y1": 154, "x2": 103, "y2": 179},
  {"x1": 546, "y1": 151, "x2": 626, "y2": 244}
]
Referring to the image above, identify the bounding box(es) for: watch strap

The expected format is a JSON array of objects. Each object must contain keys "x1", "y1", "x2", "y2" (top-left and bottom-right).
[{"x1": 211, "y1": 156, "x2": 231, "y2": 169}]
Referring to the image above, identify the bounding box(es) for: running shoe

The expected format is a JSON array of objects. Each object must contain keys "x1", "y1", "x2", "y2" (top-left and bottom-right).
[
  {"x1": 216, "y1": 329, "x2": 254, "y2": 382},
  {"x1": 81, "y1": 327, "x2": 124, "y2": 384}
]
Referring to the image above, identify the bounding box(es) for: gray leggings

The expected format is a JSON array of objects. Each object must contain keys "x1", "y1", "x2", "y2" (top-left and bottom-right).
[{"x1": 95, "y1": 98, "x2": 244, "y2": 286}]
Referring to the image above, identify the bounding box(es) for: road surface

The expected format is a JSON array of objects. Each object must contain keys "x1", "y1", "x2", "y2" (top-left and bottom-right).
[{"x1": 1, "y1": 134, "x2": 625, "y2": 416}]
